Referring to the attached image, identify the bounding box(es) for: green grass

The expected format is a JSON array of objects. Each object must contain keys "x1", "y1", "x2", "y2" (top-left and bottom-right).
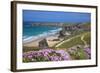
[
  {"x1": 55, "y1": 32, "x2": 90, "y2": 49},
  {"x1": 75, "y1": 48, "x2": 87, "y2": 59},
  {"x1": 83, "y1": 32, "x2": 91, "y2": 45},
  {"x1": 56, "y1": 35, "x2": 84, "y2": 49},
  {"x1": 23, "y1": 46, "x2": 40, "y2": 53},
  {"x1": 53, "y1": 30, "x2": 87, "y2": 48},
  {"x1": 70, "y1": 47, "x2": 87, "y2": 59}
]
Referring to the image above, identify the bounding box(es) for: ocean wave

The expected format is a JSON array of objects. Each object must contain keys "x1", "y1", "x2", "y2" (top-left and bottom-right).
[{"x1": 23, "y1": 28, "x2": 62, "y2": 43}]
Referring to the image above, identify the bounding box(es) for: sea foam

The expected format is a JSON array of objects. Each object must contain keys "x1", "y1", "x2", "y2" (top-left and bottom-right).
[{"x1": 23, "y1": 28, "x2": 62, "y2": 43}]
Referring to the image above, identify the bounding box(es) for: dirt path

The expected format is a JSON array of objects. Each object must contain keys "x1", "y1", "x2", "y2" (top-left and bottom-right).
[
  {"x1": 55, "y1": 35, "x2": 81, "y2": 47},
  {"x1": 81, "y1": 34, "x2": 87, "y2": 45},
  {"x1": 55, "y1": 32, "x2": 88, "y2": 48}
]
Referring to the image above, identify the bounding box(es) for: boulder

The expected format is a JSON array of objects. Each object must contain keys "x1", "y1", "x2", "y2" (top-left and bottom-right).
[
  {"x1": 58, "y1": 30, "x2": 66, "y2": 38},
  {"x1": 38, "y1": 38, "x2": 49, "y2": 49}
]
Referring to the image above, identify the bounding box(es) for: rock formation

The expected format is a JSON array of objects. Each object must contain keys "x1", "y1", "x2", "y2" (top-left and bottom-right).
[{"x1": 38, "y1": 38, "x2": 49, "y2": 49}]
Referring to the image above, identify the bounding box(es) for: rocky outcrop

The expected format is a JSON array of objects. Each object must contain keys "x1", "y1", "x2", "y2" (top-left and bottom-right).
[
  {"x1": 63, "y1": 23, "x2": 90, "y2": 31},
  {"x1": 58, "y1": 30, "x2": 66, "y2": 38},
  {"x1": 31, "y1": 22, "x2": 64, "y2": 27},
  {"x1": 38, "y1": 39, "x2": 49, "y2": 49}
]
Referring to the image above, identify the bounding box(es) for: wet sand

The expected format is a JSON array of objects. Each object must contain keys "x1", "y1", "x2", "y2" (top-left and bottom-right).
[{"x1": 23, "y1": 35, "x2": 62, "y2": 47}]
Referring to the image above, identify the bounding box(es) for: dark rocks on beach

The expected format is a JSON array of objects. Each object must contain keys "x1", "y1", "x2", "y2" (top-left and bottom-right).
[
  {"x1": 58, "y1": 30, "x2": 66, "y2": 38},
  {"x1": 38, "y1": 39, "x2": 49, "y2": 49},
  {"x1": 52, "y1": 39, "x2": 60, "y2": 41}
]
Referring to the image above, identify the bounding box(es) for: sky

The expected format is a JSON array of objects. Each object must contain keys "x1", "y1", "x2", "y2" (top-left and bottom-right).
[{"x1": 23, "y1": 10, "x2": 91, "y2": 23}]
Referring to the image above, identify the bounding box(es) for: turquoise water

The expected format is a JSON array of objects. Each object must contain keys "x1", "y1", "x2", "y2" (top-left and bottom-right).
[{"x1": 23, "y1": 22, "x2": 62, "y2": 43}]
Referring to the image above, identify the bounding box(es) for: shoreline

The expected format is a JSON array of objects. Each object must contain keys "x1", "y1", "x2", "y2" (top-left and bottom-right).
[
  {"x1": 23, "y1": 34, "x2": 63, "y2": 47},
  {"x1": 23, "y1": 28, "x2": 62, "y2": 44}
]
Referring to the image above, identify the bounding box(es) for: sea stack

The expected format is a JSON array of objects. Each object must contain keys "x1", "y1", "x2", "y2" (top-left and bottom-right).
[{"x1": 38, "y1": 38, "x2": 49, "y2": 49}]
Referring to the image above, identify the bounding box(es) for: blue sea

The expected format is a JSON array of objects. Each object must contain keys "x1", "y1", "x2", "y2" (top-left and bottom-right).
[{"x1": 23, "y1": 22, "x2": 62, "y2": 43}]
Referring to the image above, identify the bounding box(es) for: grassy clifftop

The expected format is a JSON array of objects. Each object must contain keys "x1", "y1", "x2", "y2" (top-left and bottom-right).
[{"x1": 55, "y1": 32, "x2": 90, "y2": 49}]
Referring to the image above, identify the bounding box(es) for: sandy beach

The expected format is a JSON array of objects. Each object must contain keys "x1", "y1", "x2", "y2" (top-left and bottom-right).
[{"x1": 23, "y1": 34, "x2": 62, "y2": 47}]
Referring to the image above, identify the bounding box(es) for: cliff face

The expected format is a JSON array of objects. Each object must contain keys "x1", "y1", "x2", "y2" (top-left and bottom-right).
[
  {"x1": 31, "y1": 22, "x2": 64, "y2": 27},
  {"x1": 28, "y1": 22, "x2": 90, "y2": 31},
  {"x1": 63, "y1": 23, "x2": 90, "y2": 31}
]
